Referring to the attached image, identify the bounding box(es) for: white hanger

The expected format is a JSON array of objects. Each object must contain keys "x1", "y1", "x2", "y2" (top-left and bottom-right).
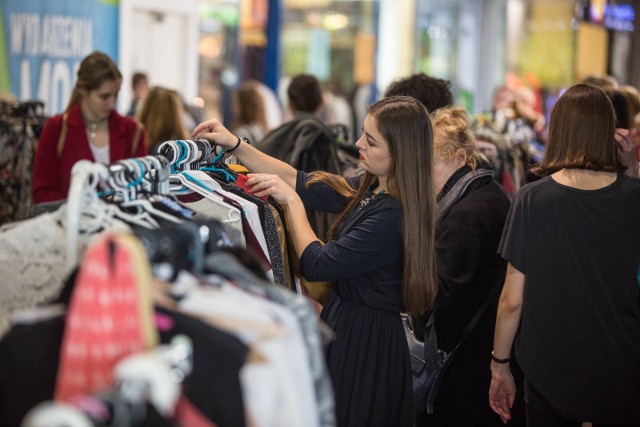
[
  {"x1": 66, "y1": 160, "x2": 112, "y2": 268},
  {"x1": 105, "y1": 159, "x2": 162, "y2": 228},
  {"x1": 157, "y1": 139, "x2": 240, "y2": 222},
  {"x1": 169, "y1": 172, "x2": 241, "y2": 222}
]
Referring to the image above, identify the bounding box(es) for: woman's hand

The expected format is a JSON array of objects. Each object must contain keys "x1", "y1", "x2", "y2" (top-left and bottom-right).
[
  {"x1": 246, "y1": 173, "x2": 300, "y2": 205},
  {"x1": 489, "y1": 363, "x2": 516, "y2": 424},
  {"x1": 614, "y1": 128, "x2": 639, "y2": 177},
  {"x1": 191, "y1": 118, "x2": 237, "y2": 149}
]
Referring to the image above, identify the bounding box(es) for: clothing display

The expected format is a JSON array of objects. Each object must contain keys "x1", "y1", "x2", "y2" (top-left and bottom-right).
[
  {"x1": 296, "y1": 171, "x2": 412, "y2": 427},
  {"x1": 0, "y1": 141, "x2": 335, "y2": 426},
  {"x1": 0, "y1": 208, "x2": 131, "y2": 339},
  {"x1": 500, "y1": 175, "x2": 640, "y2": 423},
  {"x1": 32, "y1": 103, "x2": 147, "y2": 203},
  {"x1": 0, "y1": 101, "x2": 45, "y2": 225}
]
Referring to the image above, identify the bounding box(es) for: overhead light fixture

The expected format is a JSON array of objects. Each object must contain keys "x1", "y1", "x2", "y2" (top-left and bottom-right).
[{"x1": 323, "y1": 13, "x2": 349, "y2": 30}]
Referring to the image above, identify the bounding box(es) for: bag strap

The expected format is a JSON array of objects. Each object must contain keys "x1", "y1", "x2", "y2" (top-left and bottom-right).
[
  {"x1": 449, "y1": 282, "x2": 502, "y2": 356},
  {"x1": 56, "y1": 112, "x2": 69, "y2": 158},
  {"x1": 424, "y1": 283, "x2": 501, "y2": 368},
  {"x1": 425, "y1": 169, "x2": 500, "y2": 357},
  {"x1": 436, "y1": 168, "x2": 494, "y2": 226}
]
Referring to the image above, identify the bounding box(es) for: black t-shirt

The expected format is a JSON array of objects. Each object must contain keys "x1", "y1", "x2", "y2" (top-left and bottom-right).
[{"x1": 500, "y1": 175, "x2": 640, "y2": 423}]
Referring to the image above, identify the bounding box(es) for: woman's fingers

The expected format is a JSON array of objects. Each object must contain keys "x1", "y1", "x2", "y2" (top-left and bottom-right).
[
  {"x1": 191, "y1": 119, "x2": 219, "y2": 137},
  {"x1": 247, "y1": 173, "x2": 292, "y2": 203},
  {"x1": 246, "y1": 174, "x2": 272, "y2": 196}
]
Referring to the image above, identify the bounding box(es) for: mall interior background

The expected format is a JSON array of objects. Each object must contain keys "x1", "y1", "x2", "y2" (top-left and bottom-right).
[{"x1": 2, "y1": 0, "x2": 640, "y2": 138}]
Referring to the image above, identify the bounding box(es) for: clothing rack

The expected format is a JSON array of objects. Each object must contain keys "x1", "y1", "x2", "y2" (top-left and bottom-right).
[
  {"x1": 0, "y1": 100, "x2": 47, "y2": 225},
  {"x1": 0, "y1": 141, "x2": 336, "y2": 426}
]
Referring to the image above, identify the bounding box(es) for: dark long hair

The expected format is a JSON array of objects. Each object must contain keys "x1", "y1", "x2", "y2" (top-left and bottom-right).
[
  {"x1": 308, "y1": 96, "x2": 437, "y2": 315},
  {"x1": 65, "y1": 51, "x2": 122, "y2": 112}
]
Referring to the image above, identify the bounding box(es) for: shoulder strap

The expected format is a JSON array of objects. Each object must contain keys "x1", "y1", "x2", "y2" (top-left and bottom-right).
[
  {"x1": 56, "y1": 113, "x2": 69, "y2": 158},
  {"x1": 451, "y1": 283, "x2": 502, "y2": 358},
  {"x1": 432, "y1": 167, "x2": 501, "y2": 356},
  {"x1": 436, "y1": 168, "x2": 494, "y2": 225},
  {"x1": 130, "y1": 121, "x2": 143, "y2": 156}
]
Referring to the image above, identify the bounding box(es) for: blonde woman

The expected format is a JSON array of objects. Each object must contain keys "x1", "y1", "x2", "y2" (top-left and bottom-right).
[{"x1": 415, "y1": 106, "x2": 522, "y2": 426}]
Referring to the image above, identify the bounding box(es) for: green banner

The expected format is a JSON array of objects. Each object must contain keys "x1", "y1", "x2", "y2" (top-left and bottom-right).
[{"x1": 0, "y1": 3, "x2": 10, "y2": 94}]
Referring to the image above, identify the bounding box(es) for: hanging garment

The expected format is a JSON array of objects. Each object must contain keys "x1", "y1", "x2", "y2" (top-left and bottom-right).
[
  {"x1": 0, "y1": 115, "x2": 40, "y2": 224},
  {"x1": 0, "y1": 209, "x2": 130, "y2": 339},
  {"x1": 55, "y1": 233, "x2": 158, "y2": 402},
  {"x1": 205, "y1": 252, "x2": 336, "y2": 427}
]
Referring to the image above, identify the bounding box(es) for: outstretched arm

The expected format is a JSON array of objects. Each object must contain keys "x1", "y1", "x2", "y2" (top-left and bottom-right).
[
  {"x1": 192, "y1": 118, "x2": 298, "y2": 189},
  {"x1": 489, "y1": 263, "x2": 524, "y2": 424}
]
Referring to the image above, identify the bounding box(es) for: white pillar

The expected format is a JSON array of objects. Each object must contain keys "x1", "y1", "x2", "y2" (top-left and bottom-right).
[
  {"x1": 376, "y1": 0, "x2": 416, "y2": 97},
  {"x1": 119, "y1": 0, "x2": 200, "y2": 115}
]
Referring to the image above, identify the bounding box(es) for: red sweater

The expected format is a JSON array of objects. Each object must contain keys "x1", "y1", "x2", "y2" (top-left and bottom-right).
[{"x1": 32, "y1": 104, "x2": 147, "y2": 203}]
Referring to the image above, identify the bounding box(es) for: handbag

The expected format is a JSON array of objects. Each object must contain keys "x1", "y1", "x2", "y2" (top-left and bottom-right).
[
  {"x1": 403, "y1": 311, "x2": 449, "y2": 414},
  {"x1": 403, "y1": 168, "x2": 502, "y2": 414},
  {"x1": 403, "y1": 285, "x2": 500, "y2": 414}
]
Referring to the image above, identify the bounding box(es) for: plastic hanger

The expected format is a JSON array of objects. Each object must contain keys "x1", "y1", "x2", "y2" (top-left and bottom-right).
[
  {"x1": 102, "y1": 160, "x2": 160, "y2": 229},
  {"x1": 116, "y1": 157, "x2": 185, "y2": 223},
  {"x1": 199, "y1": 143, "x2": 237, "y2": 182},
  {"x1": 112, "y1": 158, "x2": 189, "y2": 228},
  {"x1": 144, "y1": 155, "x2": 171, "y2": 195},
  {"x1": 156, "y1": 139, "x2": 240, "y2": 222},
  {"x1": 169, "y1": 172, "x2": 241, "y2": 222},
  {"x1": 66, "y1": 160, "x2": 114, "y2": 268}
]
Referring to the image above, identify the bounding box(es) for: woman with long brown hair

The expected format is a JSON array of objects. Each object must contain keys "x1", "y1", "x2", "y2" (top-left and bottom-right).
[
  {"x1": 136, "y1": 86, "x2": 188, "y2": 154},
  {"x1": 192, "y1": 95, "x2": 438, "y2": 426},
  {"x1": 32, "y1": 51, "x2": 147, "y2": 203},
  {"x1": 232, "y1": 80, "x2": 268, "y2": 143}
]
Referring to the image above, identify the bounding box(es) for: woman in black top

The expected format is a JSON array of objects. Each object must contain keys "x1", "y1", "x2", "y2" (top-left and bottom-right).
[
  {"x1": 193, "y1": 96, "x2": 438, "y2": 426},
  {"x1": 490, "y1": 84, "x2": 640, "y2": 426},
  {"x1": 415, "y1": 106, "x2": 523, "y2": 426}
]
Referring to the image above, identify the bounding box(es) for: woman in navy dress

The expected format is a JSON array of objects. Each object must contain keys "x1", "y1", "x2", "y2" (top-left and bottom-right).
[{"x1": 193, "y1": 95, "x2": 438, "y2": 426}]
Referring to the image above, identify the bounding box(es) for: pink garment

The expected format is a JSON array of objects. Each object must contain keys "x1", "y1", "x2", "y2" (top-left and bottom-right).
[
  {"x1": 236, "y1": 173, "x2": 268, "y2": 201},
  {"x1": 55, "y1": 233, "x2": 156, "y2": 402}
]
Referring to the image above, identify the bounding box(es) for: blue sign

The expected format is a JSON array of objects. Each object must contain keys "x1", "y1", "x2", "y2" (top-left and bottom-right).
[
  {"x1": 605, "y1": 4, "x2": 635, "y2": 32},
  {"x1": 0, "y1": 0, "x2": 119, "y2": 115}
]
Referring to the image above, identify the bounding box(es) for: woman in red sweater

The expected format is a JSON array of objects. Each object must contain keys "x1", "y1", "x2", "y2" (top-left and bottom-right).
[{"x1": 32, "y1": 51, "x2": 147, "y2": 203}]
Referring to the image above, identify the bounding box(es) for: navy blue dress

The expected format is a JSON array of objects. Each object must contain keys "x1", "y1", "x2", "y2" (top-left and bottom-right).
[{"x1": 296, "y1": 171, "x2": 413, "y2": 427}]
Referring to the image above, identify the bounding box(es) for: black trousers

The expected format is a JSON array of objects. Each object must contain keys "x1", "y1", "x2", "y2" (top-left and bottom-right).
[{"x1": 524, "y1": 380, "x2": 640, "y2": 427}]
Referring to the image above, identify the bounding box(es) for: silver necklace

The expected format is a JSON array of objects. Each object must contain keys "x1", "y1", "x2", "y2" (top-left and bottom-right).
[
  {"x1": 359, "y1": 189, "x2": 385, "y2": 209},
  {"x1": 83, "y1": 116, "x2": 106, "y2": 142}
]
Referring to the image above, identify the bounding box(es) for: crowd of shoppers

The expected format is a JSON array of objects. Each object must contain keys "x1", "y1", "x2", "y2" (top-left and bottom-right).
[{"x1": 22, "y1": 48, "x2": 640, "y2": 426}]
